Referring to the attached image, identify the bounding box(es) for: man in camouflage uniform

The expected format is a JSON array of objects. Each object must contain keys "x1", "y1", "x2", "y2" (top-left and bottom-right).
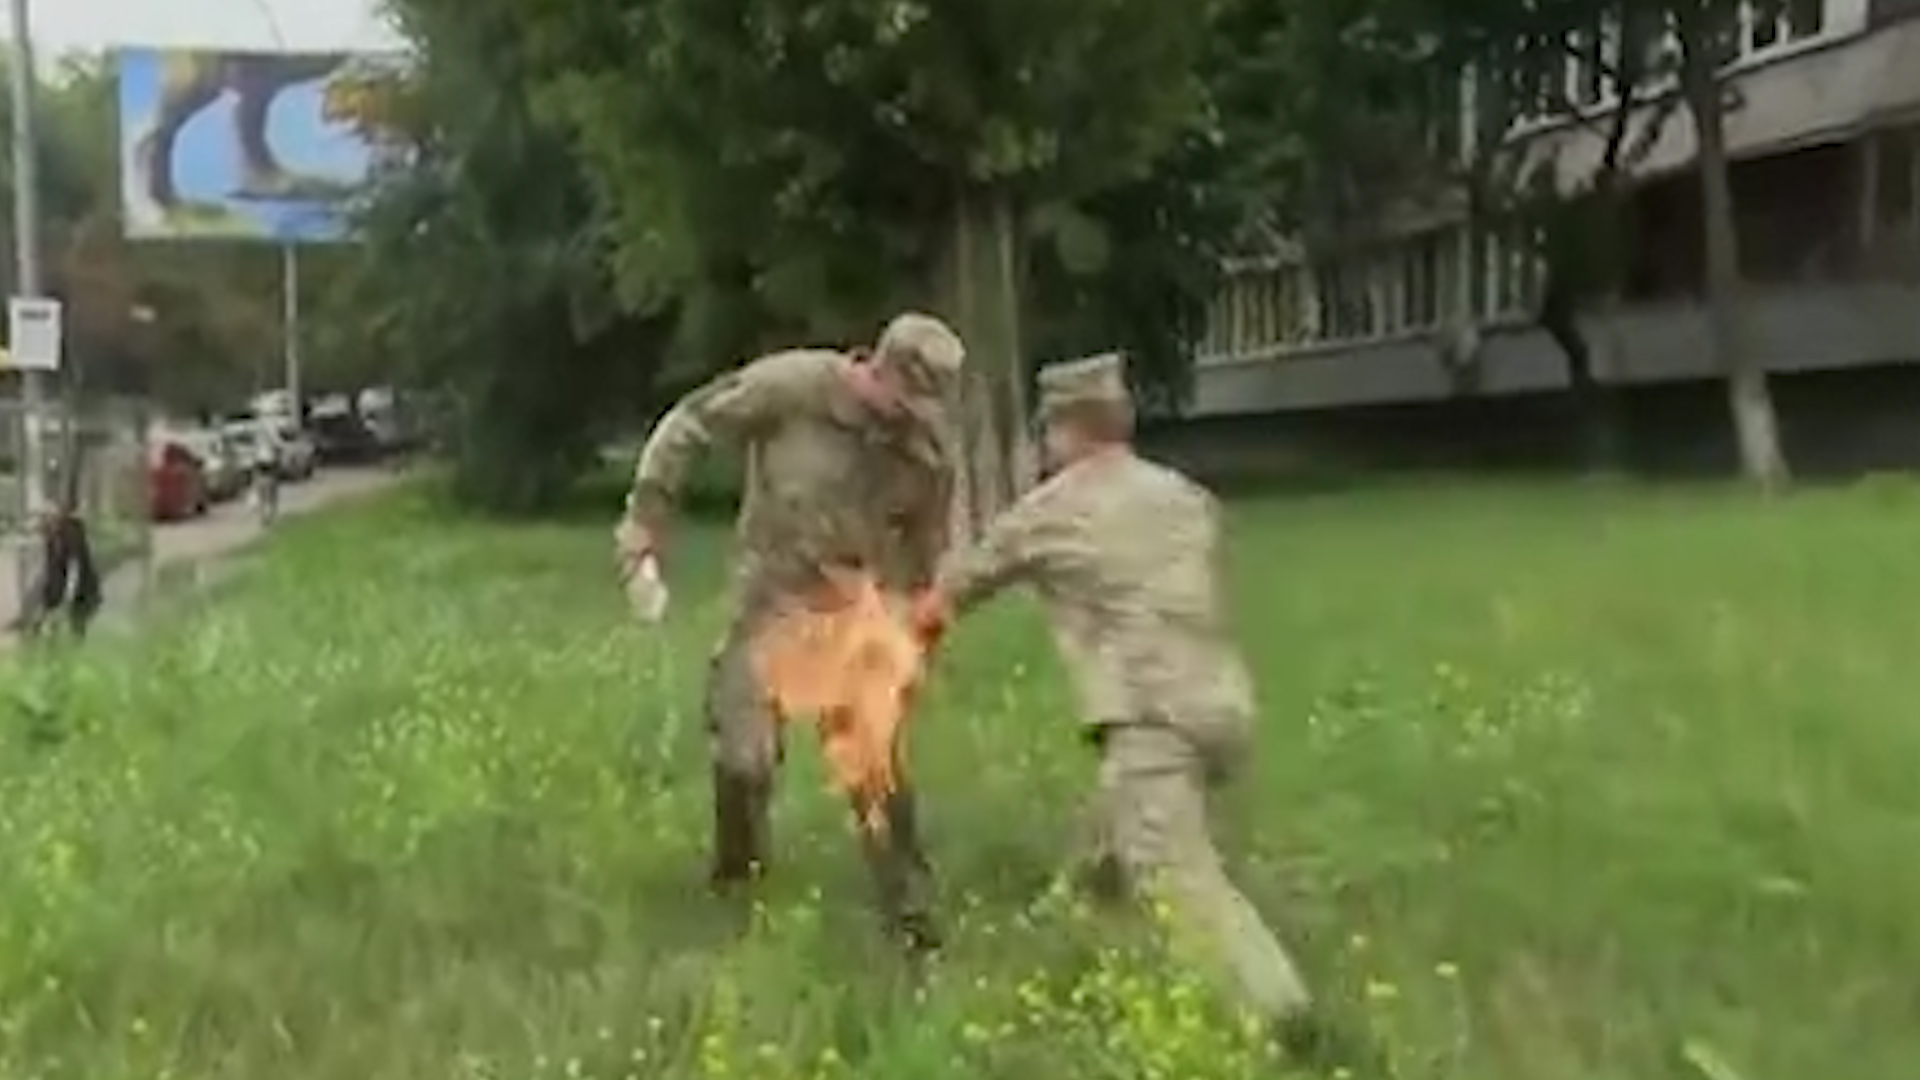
[
  {"x1": 910, "y1": 352, "x2": 1318, "y2": 1034},
  {"x1": 615, "y1": 312, "x2": 963, "y2": 950}
]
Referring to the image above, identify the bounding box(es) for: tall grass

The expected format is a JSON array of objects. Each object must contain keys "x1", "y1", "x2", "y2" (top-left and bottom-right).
[{"x1": 2, "y1": 480, "x2": 1916, "y2": 1078}]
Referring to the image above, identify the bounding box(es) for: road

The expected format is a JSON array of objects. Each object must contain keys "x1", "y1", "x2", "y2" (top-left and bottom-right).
[{"x1": 0, "y1": 466, "x2": 407, "y2": 647}]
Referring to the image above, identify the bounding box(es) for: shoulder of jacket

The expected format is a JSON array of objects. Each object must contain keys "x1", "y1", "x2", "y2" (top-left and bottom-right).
[
  {"x1": 730, "y1": 348, "x2": 846, "y2": 400},
  {"x1": 1127, "y1": 451, "x2": 1209, "y2": 494},
  {"x1": 749, "y1": 347, "x2": 844, "y2": 377},
  {"x1": 1119, "y1": 454, "x2": 1219, "y2": 516}
]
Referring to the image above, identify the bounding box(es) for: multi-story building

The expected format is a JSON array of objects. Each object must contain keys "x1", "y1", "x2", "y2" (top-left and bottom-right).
[{"x1": 1165, "y1": 0, "x2": 1920, "y2": 476}]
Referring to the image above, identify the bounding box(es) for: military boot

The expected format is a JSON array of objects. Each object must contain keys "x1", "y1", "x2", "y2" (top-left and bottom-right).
[
  {"x1": 709, "y1": 767, "x2": 772, "y2": 891},
  {"x1": 862, "y1": 788, "x2": 942, "y2": 952}
]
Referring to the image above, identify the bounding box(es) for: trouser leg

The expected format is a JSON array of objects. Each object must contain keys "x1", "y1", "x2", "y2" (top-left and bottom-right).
[
  {"x1": 708, "y1": 765, "x2": 772, "y2": 887},
  {"x1": 1101, "y1": 724, "x2": 1313, "y2": 1022},
  {"x1": 705, "y1": 606, "x2": 783, "y2": 888},
  {"x1": 1067, "y1": 726, "x2": 1128, "y2": 904},
  {"x1": 854, "y1": 780, "x2": 940, "y2": 951}
]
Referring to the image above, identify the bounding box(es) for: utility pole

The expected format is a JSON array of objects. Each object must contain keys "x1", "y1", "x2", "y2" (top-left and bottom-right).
[
  {"x1": 6, "y1": 0, "x2": 50, "y2": 628},
  {"x1": 282, "y1": 244, "x2": 301, "y2": 420},
  {"x1": 7, "y1": 0, "x2": 48, "y2": 518}
]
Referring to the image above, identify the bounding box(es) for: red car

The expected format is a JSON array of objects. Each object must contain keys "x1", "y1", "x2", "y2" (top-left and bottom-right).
[{"x1": 148, "y1": 440, "x2": 209, "y2": 521}]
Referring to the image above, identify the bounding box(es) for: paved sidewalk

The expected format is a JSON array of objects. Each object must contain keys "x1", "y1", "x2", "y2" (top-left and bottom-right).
[{"x1": 1, "y1": 466, "x2": 407, "y2": 648}]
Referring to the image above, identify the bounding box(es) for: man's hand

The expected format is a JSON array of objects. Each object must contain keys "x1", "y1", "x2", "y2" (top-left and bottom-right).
[
  {"x1": 906, "y1": 588, "x2": 953, "y2": 649},
  {"x1": 613, "y1": 516, "x2": 661, "y2": 581},
  {"x1": 614, "y1": 516, "x2": 672, "y2": 623}
]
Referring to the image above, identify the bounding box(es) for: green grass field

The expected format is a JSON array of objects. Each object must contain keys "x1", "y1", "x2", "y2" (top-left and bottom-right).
[{"x1": 3, "y1": 480, "x2": 1918, "y2": 1079}]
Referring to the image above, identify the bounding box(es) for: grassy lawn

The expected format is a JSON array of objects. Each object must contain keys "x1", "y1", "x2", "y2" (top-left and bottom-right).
[{"x1": 2, "y1": 480, "x2": 1917, "y2": 1079}]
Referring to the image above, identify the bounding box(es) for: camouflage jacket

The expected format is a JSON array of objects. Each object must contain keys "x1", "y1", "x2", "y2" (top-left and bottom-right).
[
  {"x1": 935, "y1": 449, "x2": 1255, "y2": 742},
  {"x1": 627, "y1": 349, "x2": 954, "y2": 590}
]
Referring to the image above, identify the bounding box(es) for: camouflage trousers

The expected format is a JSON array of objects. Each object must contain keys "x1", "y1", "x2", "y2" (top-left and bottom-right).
[
  {"x1": 705, "y1": 570, "x2": 938, "y2": 947},
  {"x1": 1075, "y1": 720, "x2": 1312, "y2": 1021}
]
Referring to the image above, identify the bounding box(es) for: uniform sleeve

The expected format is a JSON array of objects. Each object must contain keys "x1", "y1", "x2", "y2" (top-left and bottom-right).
[
  {"x1": 901, "y1": 438, "x2": 958, "y2": 589},
  {"x1": 934, "y1": 474, "x2": 1073, "y2": 612},
  {"x1": 622, "y1": 358, "x2": 786, "y2": 522}
]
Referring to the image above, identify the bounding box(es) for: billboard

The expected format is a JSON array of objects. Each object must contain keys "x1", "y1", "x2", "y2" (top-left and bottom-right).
[{"x1": 116, "y1": 48, "x2": 409, "y2": 243}]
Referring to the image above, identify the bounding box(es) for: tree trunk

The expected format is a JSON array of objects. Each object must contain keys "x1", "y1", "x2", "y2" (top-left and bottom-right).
[
  {"x1": 1540, "y1": 275, "x2": 1623, "y2": 471},
  {"x1": 1679, "y1": 34, "x2": 1790, "y2": 489},
  {"x1": 936, "y1": 183, "x2": 1030, "y2": 542}
]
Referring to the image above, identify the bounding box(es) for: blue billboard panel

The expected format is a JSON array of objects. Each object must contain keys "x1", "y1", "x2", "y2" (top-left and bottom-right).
[{"x1": 116, "y1": 48, "x2": 409, "y2": 243}]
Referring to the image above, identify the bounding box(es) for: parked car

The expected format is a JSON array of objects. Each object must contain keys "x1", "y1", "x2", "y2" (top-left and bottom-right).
[
  {"x1": 309, "y1": 411, "x2": 383, "y2": 465},
  {"x1": 222, "y1": 418, "x2": 316, "y2": 481},
  {"x1": 148, "y1": 440, "x2": 208, "y2": 521},
  {"x1": 177, "y1": 428, "x2": 245, "y2": 501}
]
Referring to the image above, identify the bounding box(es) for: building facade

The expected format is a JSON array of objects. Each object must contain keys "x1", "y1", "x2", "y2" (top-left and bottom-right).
[{"x1": 1171, "y1": 0, "x2": 1920, "y2": 477}]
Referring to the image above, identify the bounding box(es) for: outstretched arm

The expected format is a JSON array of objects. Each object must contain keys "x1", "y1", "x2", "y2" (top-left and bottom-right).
[
  {"x1": 931, "y1": 475, "x2": 1074, "y2": 615},
  {"x1": 621, "y1": 359, "x2": 785, "y2": 531}
]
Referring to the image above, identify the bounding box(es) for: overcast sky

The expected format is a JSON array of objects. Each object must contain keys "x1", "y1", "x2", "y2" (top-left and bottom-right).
[{"x1": 17, "y1": 0, "x2": 405, "y2": 57}]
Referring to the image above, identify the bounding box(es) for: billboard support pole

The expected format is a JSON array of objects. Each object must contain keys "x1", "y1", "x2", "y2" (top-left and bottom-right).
[
  {"x1": 7, "y1": 0, "x2": 49, "y2": 631},
  {"x1": 281, "y1": 243, "x2": 301, "y2": 422},
  {"x1": 7, "y1": 0, "x2": 48, "y2": 516}
]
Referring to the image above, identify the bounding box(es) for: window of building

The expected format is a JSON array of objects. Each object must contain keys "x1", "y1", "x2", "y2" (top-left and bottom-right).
[
  {"x1": 1516, "y1": 33, "x2": 1564, "y2": 123},
  {"x1": 1371, "y1": 255, "x2": 1398, "y2": 333},
  {"x1": 1502, "y1": 226, "x2": 1544, "y2": 314},
  {"x1": 1255, "y1": 268, "x2": 1301, "y2": 347},
  {"x1": 1198, "y1": 265, "x2": 1320, "y2": 357},
  {"x1": 1415, "y1": 66, "x2": 1457, "y2": 161},
  {"x1": 1469, "y1": 231, "x2": 1491, "y2": 317},
  {"x1": 1785, "y1": 0, "x2": 1824, "y2": 38},
  {"x1": 1469, "y1": 226, "x2": 1544, "y2": 320},
  {"x1": 1396, "y1": 249, "x2": 1421, "y2": 332},
  {"x1": 1196, "y1": 228, "x2": 1469, "y2": 359},
  {"x1": 1236, "y1": 269, "x2": 1267, "y2": 343},
  {"x1": 1310, "y1": 266, "x2": 1339, "y2": 341},
  {"x1": 1497, "y1": 0, "x2": 1832, "y2": 139},
  {"x1": 1411, "y1": 234, "x2": 1443, "y2": 327},
  {"x1": 1740, "y1": 0, "x2": 1826, "y2": 58},
  {"x1": 1572, "y1": 29, "x2": 1606, "y2": 107},
  {"x1": 1750, "y1": 0, "x2": 1782, "y2": 49},
  {"x1": 1199, "y1": 291, "x2": 1227, "y2": 356},
  {"x1": 1326, "y1": 263, "x2": 1374, "y2": 340}
]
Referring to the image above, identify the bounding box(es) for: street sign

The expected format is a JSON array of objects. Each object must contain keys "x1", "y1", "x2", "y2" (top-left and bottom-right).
[{"x1": 5, "y1": 297, "x2": 61, "y2": 371}]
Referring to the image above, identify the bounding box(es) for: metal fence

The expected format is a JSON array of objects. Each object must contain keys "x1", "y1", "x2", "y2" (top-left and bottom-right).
[{"x1": 0, "y1": 396, "x2": 155, "y2": 626}]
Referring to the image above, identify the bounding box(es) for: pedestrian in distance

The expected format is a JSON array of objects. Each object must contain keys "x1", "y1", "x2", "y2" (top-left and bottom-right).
[{"x1": 14, "y1": 501, "x2": 103, "y2": 642}]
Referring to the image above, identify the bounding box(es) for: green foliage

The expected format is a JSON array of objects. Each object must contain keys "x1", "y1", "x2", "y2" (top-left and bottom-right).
[
  {"x1": 372, "y1": 0, "x2": 1271, "y2": 421},
  {"x1": 520, "y1": 0, "x2": 1222, "y2": 294},
  {"x1": 326, "y1": 4, "x2": 671, "y2": 515},
  {"x1": 1025, "y1": 140, "x2": 1242, "y2": 412},
  {"x1": 6, "y1": 484, "x2": 1920, "y2": 1077}
]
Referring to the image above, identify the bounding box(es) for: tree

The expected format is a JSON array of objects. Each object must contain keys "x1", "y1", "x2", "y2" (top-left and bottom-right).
[
  {"x1": 1670, "y1": 0, "x2": 1789, "y2": 488},
  {"x1": 426, "y1": 0, "x2": 1239, "y2": 529},
  {"x1": 1255, "y1": 0, "x2": 1676, "y2": 468},
  {"x1": 1455, "y1": 1, "x2": 1684, "y2": 470},
  {"x1": 1277, "y1": 0, "x2": 1789, "y2": 484},
  {"x1": 323, "y1": 3, "x2": 671, "y2": 514}
]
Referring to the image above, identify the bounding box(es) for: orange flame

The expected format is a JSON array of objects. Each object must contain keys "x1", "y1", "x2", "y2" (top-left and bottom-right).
[{"x1": 752, "y1": 571, "x2": 925, "y2": 832}]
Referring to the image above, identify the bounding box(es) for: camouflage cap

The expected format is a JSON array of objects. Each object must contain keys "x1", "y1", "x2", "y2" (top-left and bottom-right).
[
  {"x1": 875, "y1": 312, "x2": 965, "y2": 396},
  {"x1": 1037, "y1": 351, "x2": 1131, "y2": 416}
]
